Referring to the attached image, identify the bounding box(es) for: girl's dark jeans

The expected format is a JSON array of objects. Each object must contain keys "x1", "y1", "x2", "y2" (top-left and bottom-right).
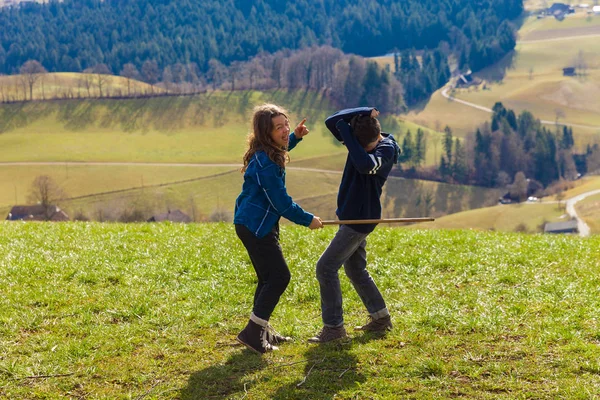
[{"x1": 235, "y1": 223, "x2": 291, "y2": 321}]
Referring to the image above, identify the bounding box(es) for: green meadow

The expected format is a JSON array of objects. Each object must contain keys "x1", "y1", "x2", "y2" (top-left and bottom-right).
[{"x1": 2, "y1": 222, "x2": 600, "y2": 399}]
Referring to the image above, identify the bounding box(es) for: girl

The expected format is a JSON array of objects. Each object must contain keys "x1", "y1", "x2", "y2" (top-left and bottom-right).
[{"x1": 234, "y1": 103, "x2": 323, "y2": 354}]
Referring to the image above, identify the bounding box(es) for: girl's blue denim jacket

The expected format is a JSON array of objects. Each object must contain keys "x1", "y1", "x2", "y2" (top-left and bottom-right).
[{"x1": 234, "y1": 133, "x2": 313, "y2": 238}]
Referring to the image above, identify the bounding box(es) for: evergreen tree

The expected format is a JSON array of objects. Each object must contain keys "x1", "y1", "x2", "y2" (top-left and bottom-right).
[{"x1": 400, "y1": 130, "x2": 415, "y2": 165}]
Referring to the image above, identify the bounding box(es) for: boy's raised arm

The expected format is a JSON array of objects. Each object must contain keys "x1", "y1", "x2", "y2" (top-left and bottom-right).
[
  {"x1": 325, "y1": 107, "x2": 375, "y2": 142},
  {"x1": 336, "y1": 119, "x2": 382, "y2": 174}
]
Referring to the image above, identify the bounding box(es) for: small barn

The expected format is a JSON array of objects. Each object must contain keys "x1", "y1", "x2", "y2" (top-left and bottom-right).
[
  {"x1": 147, "y1": 209, "x2": 192, "y2": 223},
  {"x1": 455, "y1": 71, "x2": 481, "y2": 88},
  {"x1": 6, "y1": 204, "x2": 70, "y2": 221},
  {"x1": 544, "y1": 220, "x2": 578, "y2": 234}
]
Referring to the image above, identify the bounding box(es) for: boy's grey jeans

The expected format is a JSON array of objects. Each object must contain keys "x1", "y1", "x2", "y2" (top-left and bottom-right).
[{"x1": 316, "y1": 225, "x2": 389, "y2": 327}]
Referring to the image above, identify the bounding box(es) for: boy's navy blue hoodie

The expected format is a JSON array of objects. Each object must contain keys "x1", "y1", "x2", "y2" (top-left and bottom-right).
[{"x1": 325, "y1": 107, "x2": 400, "y2": 233}]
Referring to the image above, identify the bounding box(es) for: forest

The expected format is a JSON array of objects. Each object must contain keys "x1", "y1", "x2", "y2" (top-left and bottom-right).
[
  {"x1": 0, "y1": 0, "x2": 521, "y2": 77},
  {"x1": 396, "y1": 103, "x2": 600, "y2": 194}
]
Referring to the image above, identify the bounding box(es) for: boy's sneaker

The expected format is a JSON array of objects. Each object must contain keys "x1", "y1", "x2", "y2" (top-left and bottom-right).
[
  {"x1": 236, "y1": 320, "x2": 279, "y2": 354},
  {"x1": 354, "y1": 315, "x2": 392, "y2": 332},
  {"x1": 308, "y1": 325, "x2": 347, "y2": 343}
]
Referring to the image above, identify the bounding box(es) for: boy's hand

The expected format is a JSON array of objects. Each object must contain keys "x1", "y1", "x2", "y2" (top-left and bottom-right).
[
  {"x1": 371, "y1": 109, "x2": 380, "y2": 118},
  {"x1": 295, "y1": 118, "x2": 309, "y2": 138},
  {"x1": 309, "y1": 216, "x2": 323, "y2": 229}
]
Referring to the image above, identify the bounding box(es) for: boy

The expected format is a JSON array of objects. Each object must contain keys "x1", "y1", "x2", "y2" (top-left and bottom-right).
[{"x1": 309, "y1": 107, "x2": 400, "y2": 343}]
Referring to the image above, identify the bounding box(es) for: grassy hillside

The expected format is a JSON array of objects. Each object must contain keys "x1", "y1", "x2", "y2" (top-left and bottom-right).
[
  {"x1": 0, "y1": 86, "x2": 463, "y2": 222},
  {"x1": 22, "y1": 168, "x2": 499, "y2": 224},
  {"x1": 1, "y1": 222, "x2": 600, "y2": 398},
  {"x1": 404, "y1": 11, "x2": 600, "y2": 144},
  {"x1": 411, "y1": 202, "x2": 565, "y2": 233},
  {"x1": 0, "y1": 90, "x2": 341, "y2": 163},
  {"x1": 0, "y1": 72, "x2": 163, "y2": 101}
]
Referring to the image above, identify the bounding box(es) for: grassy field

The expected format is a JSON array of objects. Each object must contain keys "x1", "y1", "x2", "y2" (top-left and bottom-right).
[
  {"x1": 404, "y1": 12, "x2": 600, "y2": 144},
  {"x1": 1, "y1": 222, "x2": 600, "y2": 399},
  {"x1": 410, "y1": 202, "x2": 566, "y2": 234},
  {"x1": 0, "y1": 164, "x2": 235, "y2": 209},
  {"x1": 0, "y1": 91, "x2": 342, "y2": 163},
  {"x1": 16, "y1": 168, "x2": 499, "y2": 225},
  {"x1": 0, "y1": 89, "x2": 443, "y2": 165}
]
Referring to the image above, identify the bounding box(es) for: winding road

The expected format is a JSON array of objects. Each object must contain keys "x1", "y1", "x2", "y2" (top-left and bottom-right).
[
  {"x1": 565, "y1": 189, "x2": 600, "y2": 237},
  {"x1": 440, "y1": 87, "x2": 600, "y2": 130}
]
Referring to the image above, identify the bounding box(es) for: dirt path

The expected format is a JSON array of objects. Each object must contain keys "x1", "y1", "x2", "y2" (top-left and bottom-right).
[
  {"x1": 565, "y1": 189, "x2": 600, "y2": 237},
  {"x1": 0, "y1": 161, "x2": 342, "y2": 175}
]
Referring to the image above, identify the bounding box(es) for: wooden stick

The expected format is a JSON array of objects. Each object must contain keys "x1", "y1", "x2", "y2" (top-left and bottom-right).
[{"x1": 322, "y1": 217, "x2": 434, "y2": 225}]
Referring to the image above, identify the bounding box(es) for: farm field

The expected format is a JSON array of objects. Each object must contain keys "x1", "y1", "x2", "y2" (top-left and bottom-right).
[
  {"x1": 404, "y1": 11, "x2": 600, "y2": 146},
  {"x1": 1, "y1": 222, "x2": 600, "y2": 399},
  {"x1": 410, "y1": 202, "x2": 565, "y2": 234},
  {"x1": 12, "y1": 168, "x2": 499, "y2": 225},
  {"x1": 0, "y1": 86, "x2": 458, "y2": 223}
]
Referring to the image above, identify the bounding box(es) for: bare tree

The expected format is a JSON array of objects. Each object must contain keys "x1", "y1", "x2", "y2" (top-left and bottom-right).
[
  {"x1": 120, "y1": 63, "x2": 141, "y2": 96},
  {"x1": 162, "y1": 66, "x2": 173, "y2": 92},
  {"x1": 247, "y1": 58, "x2": 267, "y2": 90},
  {"x1": 574, "y1": 50, "x2": 588, "y2": 77},
  {"x1": 19, "y1": 60, "x2": 47, "y2": 100},
  {"x1": 27, "y1": 175, "x2": 67, "y2": 220},
  {"x1": 91, "y1": 64, "x2": 112, "y2": 98},
  {"x1": 141, "y1": 60, "x2": 160, "y2": 92},
  {"x1": 207, "y1": 58, "x2": 226, "y2": 91},
  {"x1": 554, "y1": 108, "x2": 565, "y2": 127},
  {"x1": 0, "y1": 75, "x2": 6, "y2": 102},
  {"x1": 171, "y1": 63, "x2": 186, "y2": 84},
  {"x1": 228, "y1": 61, "x2": 243, "y2": 91},
  {"x1": 510, "y1": 171, "x2": 528, "y2": 202},
  {"x1": 79, "y1": 71, "x2": 94, "y2": 97},
  {"x1": 555, "y1": 188, "x2": 565, "y2": 211}
]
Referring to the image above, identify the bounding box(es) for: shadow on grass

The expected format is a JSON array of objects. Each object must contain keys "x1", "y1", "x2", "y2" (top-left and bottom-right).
[
  {"x1": 269, "y1": 334, "x2": 384, "y2": 399},
  {"x1": 179, "y1": 349, "x2": 268, "y2": 399},
  {"x1": 179, "y1": 331, "x2": 385, "y2": 399}
]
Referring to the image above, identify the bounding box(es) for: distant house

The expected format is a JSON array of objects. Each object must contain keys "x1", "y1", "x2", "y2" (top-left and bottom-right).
[
  {"x1": 544, "y1": 220, "x2": 578, "y2": 234},
  {"x1": 545, "y1": 3, "x2": 575, "y2": 19},
  {"x1": 593, "y1": 5, "x2": 600, "y2": 13},
  {"x1": 547, "y1": 3, "x2": 575, "y2": 14},
  {"x1": 147, "y1": 209, "x2": 192, "y2": 223},
  {"x1": 563, "y1": 67, "x2": 576, "y2": 76},
  {"x1": 455, "y1": 70, "x2": 481, "y2": 88},
  {"x1": 6, "y1": 204, "x2": 70, "y2": 221}
]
